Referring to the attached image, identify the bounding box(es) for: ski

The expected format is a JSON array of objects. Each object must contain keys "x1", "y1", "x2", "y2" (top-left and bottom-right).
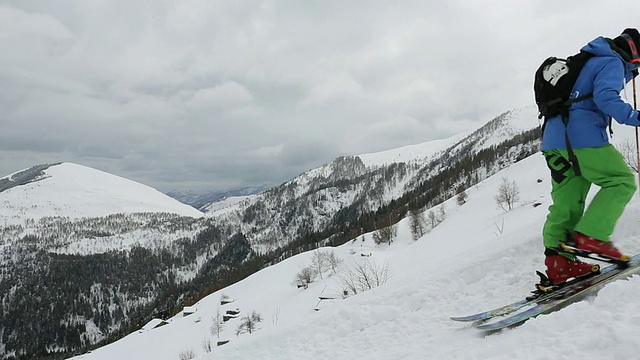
[
  {"x1": 451, "y1": 260, "x2": 611, "y2": 323},
  {"x1": 451, "y1": 253, "x2": 640, "y2": 327},
  {"x1": 475, "y1": 253, "x2": 640, "y2": 331},
  {"x1": 450, "y1": 272, "x2": 597, "y2": 323},
  {"x1": 450, "y1": 299, "x2": 531, "y2": 323}
]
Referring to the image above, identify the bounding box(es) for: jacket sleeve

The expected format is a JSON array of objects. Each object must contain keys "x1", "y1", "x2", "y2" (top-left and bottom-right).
[{"x1": 592, "y1": 58, "x2": 640, "y2": 126}]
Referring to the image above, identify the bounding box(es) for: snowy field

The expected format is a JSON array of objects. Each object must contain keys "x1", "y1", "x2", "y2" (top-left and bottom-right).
[{"x1": 70, "y1": 152, "x2": 640, "y2": 360}]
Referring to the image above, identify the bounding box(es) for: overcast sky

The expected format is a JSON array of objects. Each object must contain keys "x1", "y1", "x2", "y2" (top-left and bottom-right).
[{"x1": 1, "y1": 1, "x2": 639, "y2": 192}]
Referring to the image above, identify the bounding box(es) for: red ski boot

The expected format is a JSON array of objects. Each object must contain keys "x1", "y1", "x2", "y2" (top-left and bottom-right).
[
  {"x1": 544, "y1": 254, "x2": 600, "y2": 285},
  {"x1": 561, "y1": 232, "x2": 630, "y2": 264}
]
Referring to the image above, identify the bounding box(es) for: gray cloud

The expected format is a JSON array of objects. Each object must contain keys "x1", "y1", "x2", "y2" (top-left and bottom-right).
[{"x1": 1, "y1": 1, "x2": 639, "y2": 192}]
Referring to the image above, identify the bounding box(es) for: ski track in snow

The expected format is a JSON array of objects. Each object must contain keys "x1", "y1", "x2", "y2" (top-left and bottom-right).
[{"x1": 70, "y1": 151, "x2": 640, "y2": 360}]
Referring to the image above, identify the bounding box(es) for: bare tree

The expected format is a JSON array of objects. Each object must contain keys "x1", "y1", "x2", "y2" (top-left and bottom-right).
[
  {"x1": 210, "y1": 308, "x2": 224, "y2": 339},
  {"x1": 326, "y1": 251, "x2": 343, "y2": 274},
  {"x1": 373, "y1": 223, "x2": 397, "y2": 245},
  {"x1": 437, "y1": 205, "x2": 446, "y2": 223},
  {"x1": 236, "y1": 311, "x2": 263, "y2": 335},
  {"x1": 311, "y1": 250, "x2": 330, "y2": 279},
  {"x1": 409, "y1": 207, "x2": 426, "y2": 241},
  {"x1": 616, "y1": 138, "x2": 639, "y2": 173},
  {"x1": 427, "y1": 210, "x2": 438, "y2": 228},
  {"x1": 293, "y1": 266, "x2": 316, "y2": 289},
  {"x1": 494, "y1": 177, "x2": 520, "y2": 211},
  {"x1": 339, "y1": 260, "x2": 391, "y2": 297}
]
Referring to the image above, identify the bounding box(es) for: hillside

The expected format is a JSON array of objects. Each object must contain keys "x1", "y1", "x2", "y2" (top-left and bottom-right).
[
  {"x1": 0, "y1": 162, "x2": 203, "y2": 224},
  {"x1": 71, "y1": 151, "x2": 640, "y2": 360},
  {"x1": 0, "y1": 105, "x2": 548, "y2": 359},
  {"x1": 204, "y1": 106, "x2": 541, "y2": 253}
]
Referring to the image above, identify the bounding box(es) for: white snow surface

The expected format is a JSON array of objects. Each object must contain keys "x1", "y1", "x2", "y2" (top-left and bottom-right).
[
  {"x1": 71, "y1": 152, "x2": 640, "y2": 360},
  {"x1": 0, "y1": 163, "x2": 203, "y2": 223},
  {"x1": 356, "y1": 132, "x2": 469, "y2": 168}
]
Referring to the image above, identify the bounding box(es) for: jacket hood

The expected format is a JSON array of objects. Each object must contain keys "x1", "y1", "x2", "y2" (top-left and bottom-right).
[
  {"x1": 581, "y1": 36, "x2": 621, "y2": 58},
  {"x1": 581, "y1": 36, "x2": 639, "y2": 80}
]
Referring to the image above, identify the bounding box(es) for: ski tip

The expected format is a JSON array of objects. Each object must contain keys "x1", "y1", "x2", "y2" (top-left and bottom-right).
[{"x1": 450, "y1": 315, "x2": 478, "y2": 322}]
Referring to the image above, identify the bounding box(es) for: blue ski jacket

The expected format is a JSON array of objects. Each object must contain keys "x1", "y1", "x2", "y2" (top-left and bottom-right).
[{"x1": 542, "y1": 36, "x2": 640, "y2": 150}]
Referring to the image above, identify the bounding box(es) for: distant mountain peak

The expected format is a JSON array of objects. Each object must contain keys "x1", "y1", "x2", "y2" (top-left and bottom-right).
[{"x1": 0, "y1": 162, "x2": 203, "y2": 224}]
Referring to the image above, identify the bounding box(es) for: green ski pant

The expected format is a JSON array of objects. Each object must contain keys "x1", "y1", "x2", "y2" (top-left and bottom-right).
[{"x1": 542, "y1": 144, "x2": 636, "y2": 250}]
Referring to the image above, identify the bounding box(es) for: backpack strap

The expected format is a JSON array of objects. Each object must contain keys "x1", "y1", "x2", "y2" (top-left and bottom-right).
[
  {"x1": 541, "y1": 92, "x2": 592, "y2": 177},
  {"x1": 561, "y1": 112, "x2": 582, "y2": 176},
  {"x1": 552, "y1": 90, "x2": 594, "y2": 177},
  {"x1": 567, "y1": 93, "x2": 593, "y2": 104}
]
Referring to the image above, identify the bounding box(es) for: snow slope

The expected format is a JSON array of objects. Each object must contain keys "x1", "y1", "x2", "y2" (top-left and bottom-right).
[
  {"x1": 71, "y1": 151, "x2": 640, "y2": 360},
  {"x1": 356, "y1": 131, "x2": 469, "y2": 168},
  {"x1": 0, "y1": 163, "x2": 203, "y2": 224},
  {"x1": 357, "y1": 106, "x2": 539, "y2": 168}
]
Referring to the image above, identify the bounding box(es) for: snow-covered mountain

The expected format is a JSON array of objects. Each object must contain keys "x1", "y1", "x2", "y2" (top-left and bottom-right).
[
  {"x1": 0, "y1": 105, "x2": 549, "y2": 359},
  {"x1": 166, "y1": 186, "x2": 269, "y2": 211},
  {"x1": 70, "y1": 143, "x2": 640, "y2": 360},
  {"x1": 204, "y1": 106, "x2": 541, "y2": 253},
  {"x1": 0, "y1": 162, "x2": 203, "y2": 224}
]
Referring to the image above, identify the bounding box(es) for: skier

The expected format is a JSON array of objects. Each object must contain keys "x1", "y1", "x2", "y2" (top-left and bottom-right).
[{"x1": 542, "y1": 28, "x2": 640, "y2": 285}]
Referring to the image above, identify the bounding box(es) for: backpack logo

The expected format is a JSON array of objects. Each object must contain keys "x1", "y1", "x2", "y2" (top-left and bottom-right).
[{"x1": 542, "y1": 61, "x2": 569, "y2": 86}]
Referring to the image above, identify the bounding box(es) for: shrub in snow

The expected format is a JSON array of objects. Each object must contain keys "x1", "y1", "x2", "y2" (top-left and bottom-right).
[
  {"x1": 178, "y1": 348, "x2": 195, "y2": 360},
  {"x1": 456, "y1": 187, "x2": 468, "y2": 206},
  {"x1": 339, "y1": 259, "x2": 391, "y2": 297},
  {"x1": 311, "y1": 250, "x2": 343, "y2": 278},
  {"x1": 220, "y1": 293, "x2": 233, "y2": 305},
  {"x1": 294, "y1": 266, "x2": 316, "y2": 289},
  {"x1": 236, "y1": 311, "x2": 263, "y2": 335},
  {"x1": 373, "y1": 223, "x2": 397, "y2": 245},
  {"x1": 494, "y1": 177, "x2": 520, "y2": 211},
  {"x1": 617, "y1": 139, "x2": 639, "y2": 173},
  {"x1": 202, "y1": 337, "x2": 212, "y2": 353}
]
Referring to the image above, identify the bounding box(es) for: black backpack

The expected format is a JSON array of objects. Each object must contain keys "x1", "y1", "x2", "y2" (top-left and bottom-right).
[
  {"x1": 534, "y1": 51, "x2": 594, "y2": 175},
  {"x1": 534, "y1": 51, "x2": 594, "y2": 119}
]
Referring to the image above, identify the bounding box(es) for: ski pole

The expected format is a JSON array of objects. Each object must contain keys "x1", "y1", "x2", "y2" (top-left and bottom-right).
[{"x1": 634, "y1": 76, "x2": 639, "y2": 192}]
